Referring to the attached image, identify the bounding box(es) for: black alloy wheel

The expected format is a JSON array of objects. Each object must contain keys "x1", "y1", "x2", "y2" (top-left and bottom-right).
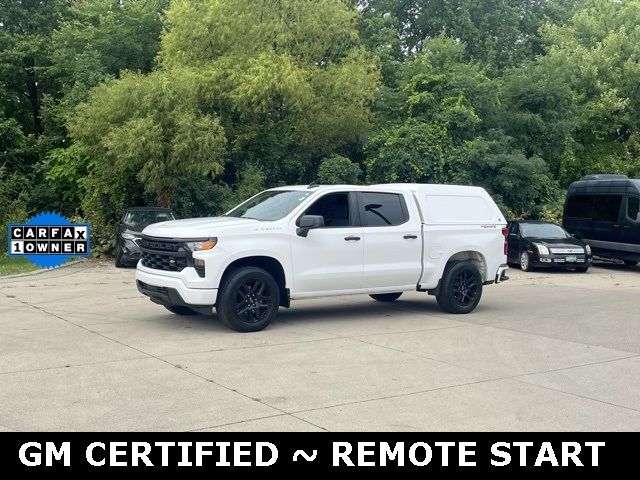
[
  {"x1": 217, "y1": 266, "x2": 280, "y2": 332},
  {"x1": 436, "y1": 261, "x2": 483, "y2": 314},
  {"x1": 234, "y1": 278, "x2": 274, "y2": 323},
  {"x1": 452, "y1": 269, "x2": 478, "y2": 308}
]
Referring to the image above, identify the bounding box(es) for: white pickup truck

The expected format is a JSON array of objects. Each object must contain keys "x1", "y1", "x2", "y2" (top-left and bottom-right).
[{"x1": 136, "y1": 184, "x2": 509, "y2": 332}]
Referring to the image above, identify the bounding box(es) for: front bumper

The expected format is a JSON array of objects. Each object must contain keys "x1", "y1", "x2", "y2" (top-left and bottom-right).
[
  {"x1": 530, "y1": 253, "x2": 592, "y2": 268},
  {"x1": 135, "y1": 266, "x2": 217, "y2": 306}
]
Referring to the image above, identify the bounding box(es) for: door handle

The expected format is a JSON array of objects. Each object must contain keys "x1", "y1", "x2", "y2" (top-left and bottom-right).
[
  {"x1": 344, "y1": 236, "x2": 361, "y2": 241},
  {"x1": 403, "y1": 234, "x2": 418, "y2": 239}
]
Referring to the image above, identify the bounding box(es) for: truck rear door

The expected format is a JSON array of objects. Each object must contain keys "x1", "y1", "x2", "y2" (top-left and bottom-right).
[{"x1": 357, "y1": 191, "x2": 422, "y2": 289}]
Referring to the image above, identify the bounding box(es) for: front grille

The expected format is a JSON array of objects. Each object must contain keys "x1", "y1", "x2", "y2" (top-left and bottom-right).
[
  {"x1": 550, "y1": 247, "x2": 584, "y2": 254},
  {"x1": 141, "y1": 251, "x2": 188, "y2": 271},
  {"x1": 140, "y1": 237, "x2": 182, "y2": 252},
  {"x1": 140, "y1": 236, "x2": 189, "y2": 272}
]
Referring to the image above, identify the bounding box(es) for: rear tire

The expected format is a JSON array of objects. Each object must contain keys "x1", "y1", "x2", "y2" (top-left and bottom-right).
[
  {"x1": 623, "y1": 260, "x2": 638, "y2": 267},
  {"x1": 217, "y1": 267, "x2": 280, "y2": 332},
  {"x1": 164, "y1": 305, "x2": 198, "y2": 315},
  {"x1": 370, "y1": 292, "x2": 402, "y2": 302},
  {"x1": 436, "y1": 261, "x2": 483, "y2": 314}
]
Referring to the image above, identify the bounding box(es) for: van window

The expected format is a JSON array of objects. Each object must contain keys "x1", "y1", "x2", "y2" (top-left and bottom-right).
[
  {"x1": 628, "y1": 196, "x2": 640, "y2": 222},
  {"x1": 592, "y1": 195, "x2": 622, "y2": 222},
  {"x1": 565, "y1": 195, "x2": 594, "y2": 218},
  {"x1": 426, "y1": 195, "x2": 494, "y2": 223},
  {"x1": 358, "y1": 192, "x2": 407, "y2": 226}
]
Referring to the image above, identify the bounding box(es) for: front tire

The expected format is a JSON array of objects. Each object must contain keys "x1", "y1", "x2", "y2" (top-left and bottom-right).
[
  {"x1": 436, "y1": 261, "x2": 483, "y2": 314},
  {"x1": 520, "y1": 250, "x2": 533, "y2": 272},
  {"x1": 164, "y1": 305, "x2": 198, "y2": 315},
  {"x1": 575, "y1": 265, "x2": 590, "y2": 273},
  {"x1": 217, "y1": 267, "x2": 280, "y2": 332},
  {"x1": 114, "y1": 246, "x2": 125, "y2": 268},
  {"x1": 370, "y1": 292, "x2": 402, "y2": 302}
]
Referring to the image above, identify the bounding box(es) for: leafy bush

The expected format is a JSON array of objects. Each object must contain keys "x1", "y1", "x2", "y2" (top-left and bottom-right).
[{"x1": 317, "y1": 155, "x2": 362, "y2": 184}]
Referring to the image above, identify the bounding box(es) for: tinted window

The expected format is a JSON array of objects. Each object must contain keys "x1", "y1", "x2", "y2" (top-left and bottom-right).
[
  {"x1": 628, "y1": 196, "x2": 640, "y2": 222},
  {"x1": 304, "y1": 193, "x2": 351, "y2": 227},
  {"x1": 359, "y1": 192, "x2": 406, "y2": 226},
  {"x1": 592, "y1": 195, "x2": 622, "y2": 222},
  {"x1": 508, "y1": 223, "x2": 519, "y2": 235},
  {"x1": 565, "y1": 195, "x2": 594, "y2": 219}
]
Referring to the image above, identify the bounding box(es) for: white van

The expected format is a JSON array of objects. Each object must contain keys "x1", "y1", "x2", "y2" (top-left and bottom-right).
[{"x1": 136, "y1": 184, "x2": 509, "y2": 331}]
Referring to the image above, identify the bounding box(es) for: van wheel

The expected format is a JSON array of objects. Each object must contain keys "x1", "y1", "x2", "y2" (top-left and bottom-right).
[
  {"x1": 114, "y1": 247, "x2": 125, "y2": 268},
  {"x1": 520, "y1": 251, "x2": 533, "y2": 272},
  {"x1": 217, "y1": 267, "x2": 280, "y2": 332},
  {"x1": 370, "y1": 292, "x2": 402, "y2": 302},
  {"x1": 623, "y1": 260, "x2": 638, "y2": 267},
  {"x1": 575, "y1": 266, "x2": 589, "y2": 273},
  {"x1": 164, "y1": 305, "x2": 198, "y2": 315},
  {"x1": 436, "y1": 261, "x2": 483, "y2": 314}
]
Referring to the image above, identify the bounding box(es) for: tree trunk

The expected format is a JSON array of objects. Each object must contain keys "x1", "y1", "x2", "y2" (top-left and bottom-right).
[{"x1": 24, "y1": 56, "x2": 42, "y2": 135}]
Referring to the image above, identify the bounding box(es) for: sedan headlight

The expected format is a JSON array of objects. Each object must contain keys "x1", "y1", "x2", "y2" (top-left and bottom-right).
[
  {"x1": 121, "y1": 232, "x2": 138, "y2": 240},
  {"x1": 184, "y1": 237, "x2": 217, "y2": 251},
  {"x1": 535, "y1": 244, "x2": 550, "y2": 255},
  {"x1": 585, "y1": 244, "x2": 591, "y2": 255}
]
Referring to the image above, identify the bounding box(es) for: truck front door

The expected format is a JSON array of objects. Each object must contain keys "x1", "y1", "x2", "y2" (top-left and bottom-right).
[{"x1": 289, "y1": 192, "x2": 364, "y2": 295}]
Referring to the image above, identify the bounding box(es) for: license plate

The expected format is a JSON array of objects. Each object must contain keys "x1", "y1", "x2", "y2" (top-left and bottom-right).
[{"x1": 565, "y1": 255, "x2": 577, "y2": 262}]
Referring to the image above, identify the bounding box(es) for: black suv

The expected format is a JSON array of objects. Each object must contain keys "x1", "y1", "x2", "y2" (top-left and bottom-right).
[
  {"x1": 507, "y1": 220, "x2": 593, "y2": 272},
  {"x1": 115, "y1": 207, "x2": 175, "y2": 267}
]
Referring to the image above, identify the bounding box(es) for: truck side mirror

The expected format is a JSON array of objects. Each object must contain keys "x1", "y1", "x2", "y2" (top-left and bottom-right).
[{"x1": 296, "y1": 215, "x2": 325, "y2": 237}]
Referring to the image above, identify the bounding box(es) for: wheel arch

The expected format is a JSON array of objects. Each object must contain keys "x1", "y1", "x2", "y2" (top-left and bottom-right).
[{"x1": 220, "y1": 255, "x2": 289, "y2": 307}]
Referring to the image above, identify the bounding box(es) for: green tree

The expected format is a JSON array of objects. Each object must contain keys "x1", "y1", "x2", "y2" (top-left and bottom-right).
[
  {"x1": 317, "y1": 155, "x2": 362, "y2": 184},
  {"x1": 0, "y1": 0, "x2": 70, "y2": 135},
  {"x1": 159, "y1": 0, "x2": 379, "y2": 184}
]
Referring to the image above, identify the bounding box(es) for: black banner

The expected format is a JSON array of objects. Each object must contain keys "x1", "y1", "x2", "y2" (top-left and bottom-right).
[{"x1": 0, "y1": 432, "x2": 636, "y2": 475}]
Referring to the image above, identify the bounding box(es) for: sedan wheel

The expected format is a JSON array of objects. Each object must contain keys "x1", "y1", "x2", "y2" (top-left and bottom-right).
[{"x1": 520, "y1": 251, "x2": 533, "y2": 272}]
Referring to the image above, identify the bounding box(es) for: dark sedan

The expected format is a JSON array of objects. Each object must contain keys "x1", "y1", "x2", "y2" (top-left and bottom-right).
[
  {"x1": 507, "y1": 221, "x2": 593, "y2": 272},
  {"x1": 115, "y1": 207, "x2": 175, "y2": 267}
]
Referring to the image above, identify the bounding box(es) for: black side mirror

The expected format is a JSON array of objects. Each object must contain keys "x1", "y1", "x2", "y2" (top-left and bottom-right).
[{"x1": 296, "y1": 215, "x2": 324, "y2": 237}]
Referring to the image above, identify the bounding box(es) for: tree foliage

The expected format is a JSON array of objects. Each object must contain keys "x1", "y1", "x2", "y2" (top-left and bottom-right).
[{"x1": 3, "y1": 0, "x2": 640, "y2": 255}]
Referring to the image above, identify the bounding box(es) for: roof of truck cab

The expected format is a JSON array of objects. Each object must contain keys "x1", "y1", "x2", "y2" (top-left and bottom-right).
[{"x1": 269, "y1": 183, "x2": 489, "y2": 194}]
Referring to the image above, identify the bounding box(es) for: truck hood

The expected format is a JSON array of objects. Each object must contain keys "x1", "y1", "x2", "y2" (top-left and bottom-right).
[{"x1": 141, "y1": 216, "x2": 257, "y2": 238}]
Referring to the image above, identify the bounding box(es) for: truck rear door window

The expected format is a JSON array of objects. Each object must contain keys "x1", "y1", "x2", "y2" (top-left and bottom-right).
[{"x1": 358, "y1": 192, "x2": 407, "y2": 226}]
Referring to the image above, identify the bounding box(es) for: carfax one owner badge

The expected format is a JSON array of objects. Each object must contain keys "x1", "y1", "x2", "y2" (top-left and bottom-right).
[{"x1": 8, "y1": 212, "x2": 90, "y2": 269}]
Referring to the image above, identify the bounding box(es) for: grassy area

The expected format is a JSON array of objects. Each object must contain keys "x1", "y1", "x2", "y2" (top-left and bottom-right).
[{"x1": 0, "y1": 255, "x2": 39, "y2": 276}]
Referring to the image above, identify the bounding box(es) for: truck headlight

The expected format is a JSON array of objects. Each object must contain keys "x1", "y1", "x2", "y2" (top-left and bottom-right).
[
  {"x1": 122, "y1": 232, "x2": 137, "y2": 240},
  {"x1": 585, "y1": 244, "x2": 591, "y2": 255},
  {"x1": 535, "y1": 244, "x2": 550, "y2": 255},
  {"x1": 184, "y1": 237, "x2": 217, "y2": 251}
]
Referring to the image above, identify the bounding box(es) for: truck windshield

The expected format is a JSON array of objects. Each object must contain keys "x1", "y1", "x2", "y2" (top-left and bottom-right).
[
  {"x1": 520, "y1": 223, "x2": 570, "y2": 239},
  {"x1": 225, "y1": 190, "x2": 312, "y2": 221}
]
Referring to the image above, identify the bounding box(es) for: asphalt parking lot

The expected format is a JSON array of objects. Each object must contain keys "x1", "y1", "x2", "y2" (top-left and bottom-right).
[{"x1": 1, "y1": 262, "x2": 640, "y2": 431}]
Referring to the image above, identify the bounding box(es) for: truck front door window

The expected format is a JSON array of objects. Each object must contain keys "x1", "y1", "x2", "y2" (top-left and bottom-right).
[{"x1": 304, "y1": 193, "x2": 351, "y2": 227}]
